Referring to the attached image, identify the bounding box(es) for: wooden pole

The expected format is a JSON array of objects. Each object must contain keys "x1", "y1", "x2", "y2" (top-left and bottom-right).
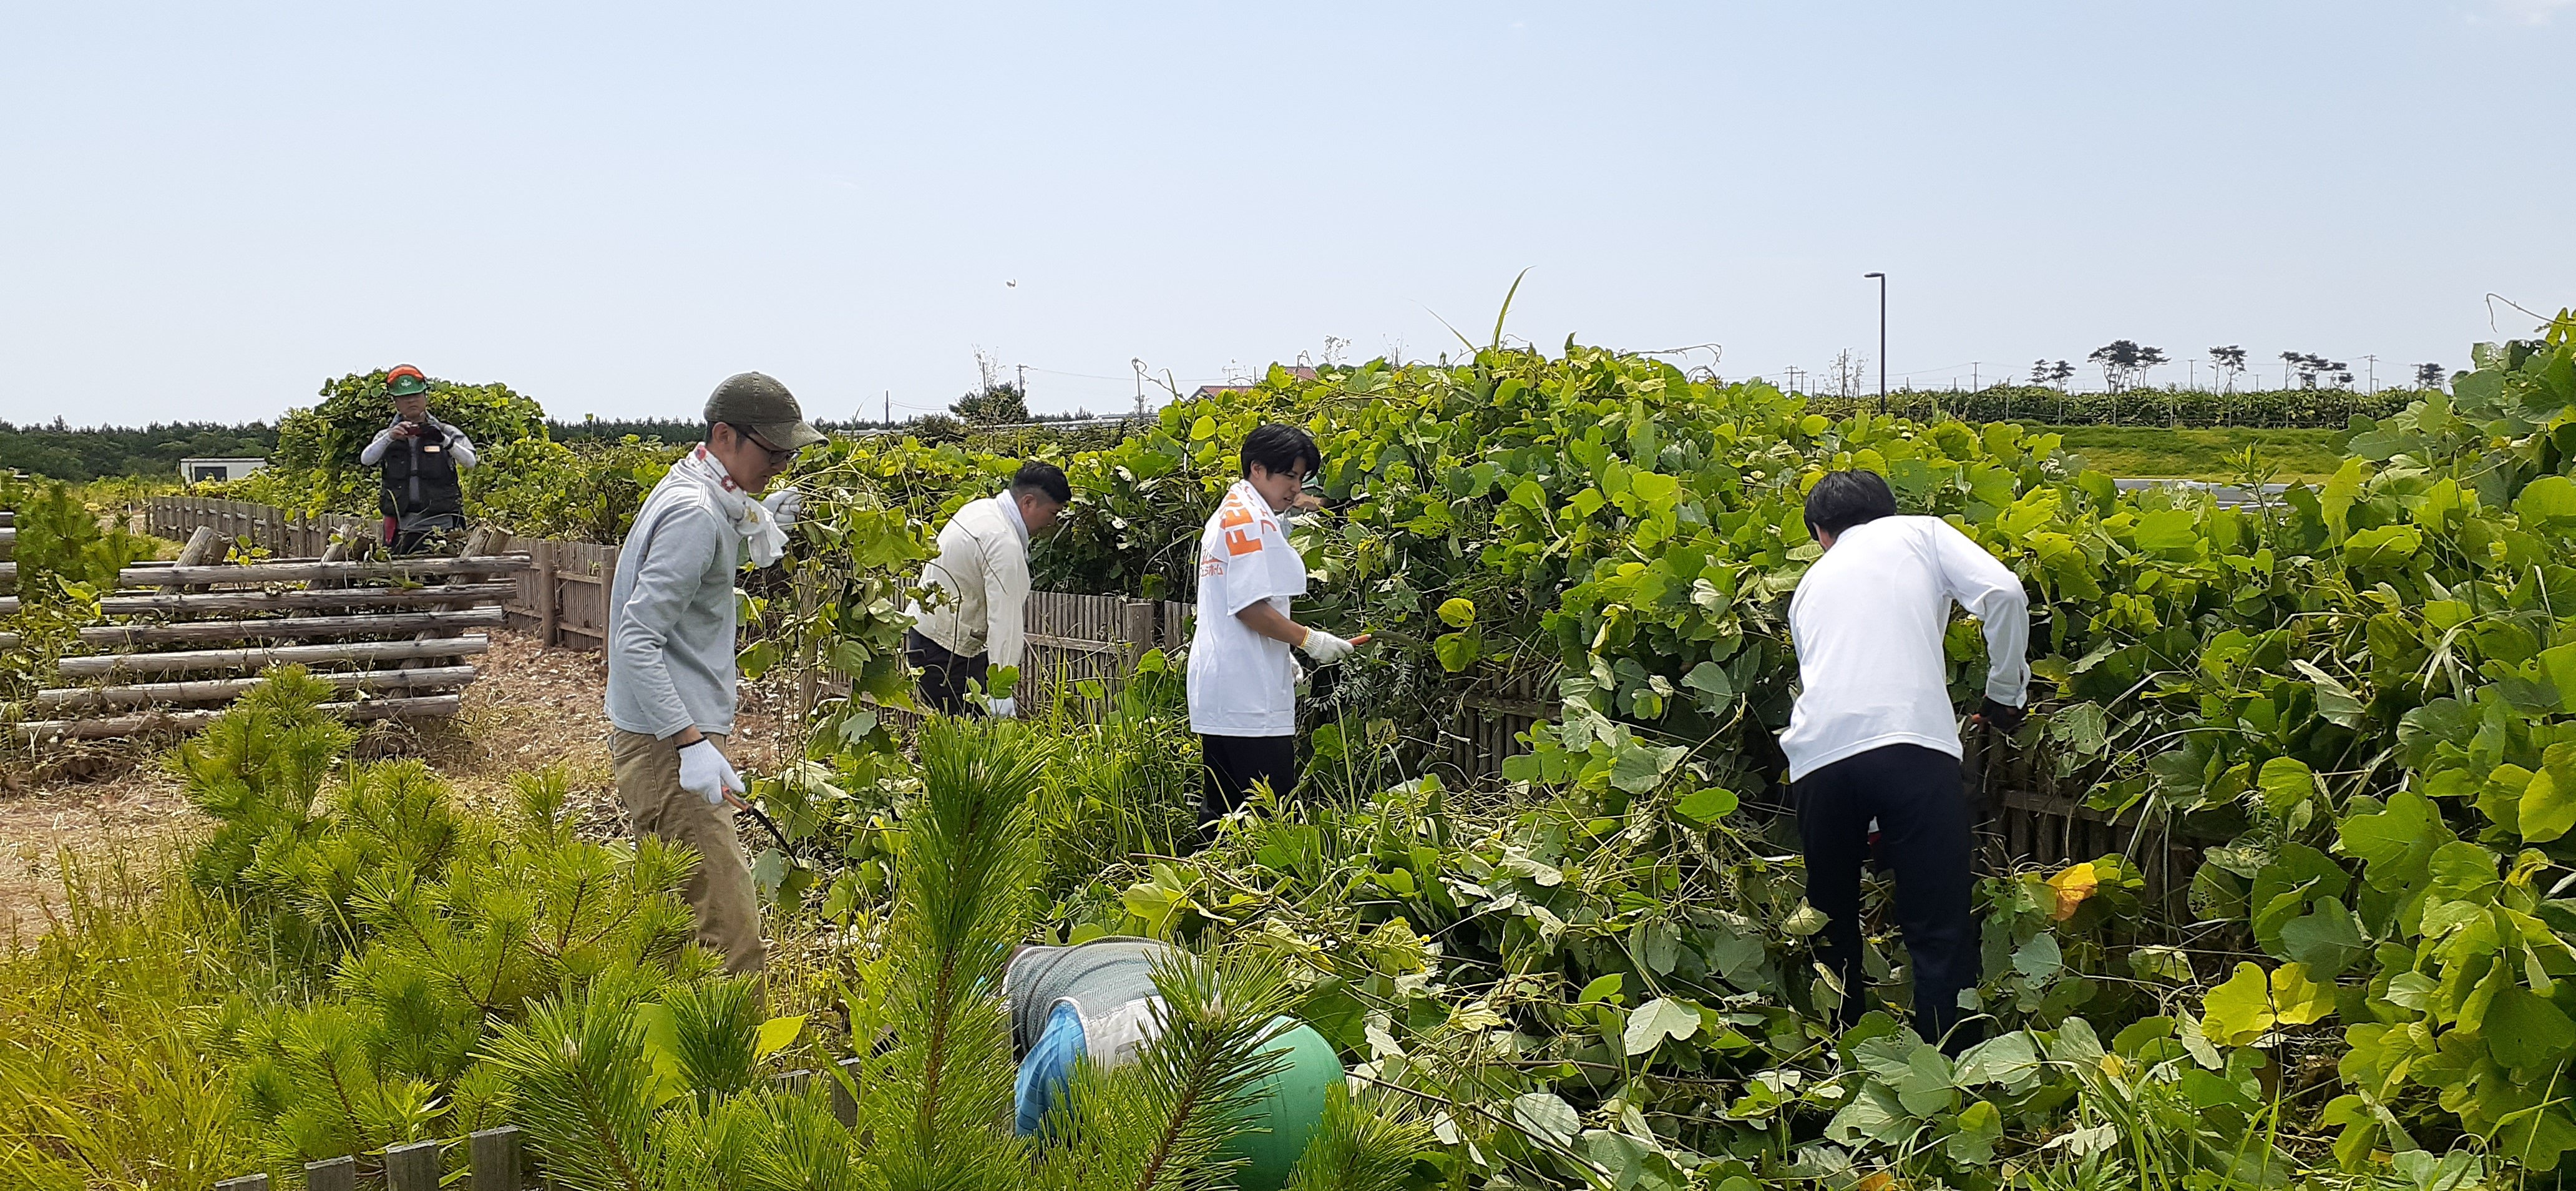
[
  {"x1": 304, "y1": 1155, "x2": 357, "y2": 1191},
  {"x1": 794, "y1": 571, "x2": 818, "y2": 722},
  {"x1": 383, "y1": 1140, "x2": 441, "y2": 1191},
  {"x1": 1121, "y1": 599, "x2": 1156, "y2": 671},
  {"x1": 34, "y1": 665, "x2": 479, "y2": 710},
  {"x1": 55, "y1": 635, "x2": 492, "y2": 679},
  {"x1": 306, "y1": 539, "x2": 349, "y2": 592},
  {"x1": 14, "y1": 694, "x2": 463, "y2": 743},
  {"x1": 119, "y1": 556, "x2": 531, "y2": 587},
  {"x1": 166, "y1": 526, "x2": 222, "y2": 592},
  {"x1": 533, "y1": 540, "x2": 557, "y2": 648},
  {"x1": 78, "y1": 606, "x2": 504, "y2": 646},
  {"x1": 470, "y1": 1127, "x2": 524, "y2": 1191},
  {"x1": 97, "y1": 582, "x2": 518, "y2": 616},
  {"x1": 831, "y1": 1055, "x2": 864, "y2": 1127}
]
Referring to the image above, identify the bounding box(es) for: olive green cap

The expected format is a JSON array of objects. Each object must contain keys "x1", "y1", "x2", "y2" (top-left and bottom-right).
[{"x1": 705, "y1": 371, "x2": 826, "y2": 449}]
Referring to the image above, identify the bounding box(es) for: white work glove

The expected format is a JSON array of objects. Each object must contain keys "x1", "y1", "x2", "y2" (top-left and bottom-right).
[
  {"x1": 761, "y1": 488, "x2": 802, "y2": 531},
  {"x1": 984, "y1": 695, "x2": 1018, "y2": 719},
  {"x1": 676, "y1": 738, "x2": 744, "y2": 806},
  {"x1": 1297, "y1": 629, "x2": 1356, "y2": 664}
]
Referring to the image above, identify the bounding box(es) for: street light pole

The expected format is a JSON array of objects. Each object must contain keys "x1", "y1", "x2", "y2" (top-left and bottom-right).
[{"x1": 1863, "y1": 272, "x2": 1887, "y2": 415}]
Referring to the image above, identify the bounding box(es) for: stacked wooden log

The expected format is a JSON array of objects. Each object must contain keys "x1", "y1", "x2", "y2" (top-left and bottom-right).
[
  {"x1": 12, "y1": 532, "x2": 530, "y2": 743},
  {"x1": 0, "y1": 506, "x2": 16, "y2": 649}
]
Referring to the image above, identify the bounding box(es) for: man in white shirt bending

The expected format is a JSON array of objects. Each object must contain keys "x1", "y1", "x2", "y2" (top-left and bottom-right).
[
  {"x1": 1779, "y1": 469, "x2": 2029, "y2": 1054},
  {"x1": 905, "y1": 461, "x2": 1071, "y2": 717},
  {"x1": 1184, "y1": 424, "x2": 1366, "y2": 838}
]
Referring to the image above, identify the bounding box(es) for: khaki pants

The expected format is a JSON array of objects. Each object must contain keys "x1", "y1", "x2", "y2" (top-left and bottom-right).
[{"x1": 612, "y1": 728, "x2": 765, "y2": 975}]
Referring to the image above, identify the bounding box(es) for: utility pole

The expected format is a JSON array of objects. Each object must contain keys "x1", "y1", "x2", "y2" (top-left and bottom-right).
[
  {"x1": 884, "y1": 391, "x2": 891, "y2": 428},
  {"x1": 1016, "y1": 363, "x2": 1027, "y2": 399},
  {"x1": 2361, "y1": 354, "x2": 2378, "y2": 394},
  {"x1": 1132, "y1": 358, "x2": 1148, "y2": 423},
  {"x1": 1863, "y1": 272, "x2": 1888, "y2": 415},
  {"x1": 1972, "y1": 361, "x2": 1979, "y2": 390}
]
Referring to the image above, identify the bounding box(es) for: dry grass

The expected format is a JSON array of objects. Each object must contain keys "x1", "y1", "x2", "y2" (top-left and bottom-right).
[{"x1": 0, "y1": 768, "x2": 197, "y2": 940}]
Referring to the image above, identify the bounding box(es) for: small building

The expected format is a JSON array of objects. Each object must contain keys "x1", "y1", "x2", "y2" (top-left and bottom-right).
[{"x1": 179, "y1": 457, "x2": 268, "y2": 484}]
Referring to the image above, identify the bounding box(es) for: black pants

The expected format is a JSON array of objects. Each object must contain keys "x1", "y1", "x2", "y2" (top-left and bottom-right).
[
  {"x1": 1793, "y1": 743, "x2": 1982, "y2": 1053},
  {"x1": 386, "y1": 513, "x2": 464, "y2": 557},
  {"x1": 1199, "y1": 734, "x2": 1297, "y2": 836},
  {"x1": 907, "y1": 629, "x2": 989, "y2": 717}
]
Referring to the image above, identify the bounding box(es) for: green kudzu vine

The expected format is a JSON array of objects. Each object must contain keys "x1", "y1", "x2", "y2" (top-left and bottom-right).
[{"x1": 742, "y1": 310, "x2": 2576, "y2": 1182}]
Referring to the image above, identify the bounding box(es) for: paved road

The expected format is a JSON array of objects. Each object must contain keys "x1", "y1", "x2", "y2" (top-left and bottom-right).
[{"x1": 2114, "y1": 478, "x2": 2292, "y2": 508}]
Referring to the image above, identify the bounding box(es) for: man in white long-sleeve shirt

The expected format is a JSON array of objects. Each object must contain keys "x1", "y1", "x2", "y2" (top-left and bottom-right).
[
  {"x1": 1780, "y1": 469, "x2": 2030, "y2": 1054},
  {"x1": 359, "y1": 365, "x2": 480, "y2": 554},
  {"x1": 904, "y1": 461, "x2": 1071, "y2": 717}
]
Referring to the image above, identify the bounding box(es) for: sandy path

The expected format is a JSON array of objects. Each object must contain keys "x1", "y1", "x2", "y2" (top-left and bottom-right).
[{"x1": 0, "y1": 627, "x2": 800, "y2": 936}]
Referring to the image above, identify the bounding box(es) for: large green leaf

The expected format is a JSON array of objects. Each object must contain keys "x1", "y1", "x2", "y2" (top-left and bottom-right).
[
  {"x1": 1673, "y1": 786, "x2": 1738, "y2": 824},
  {"x1": 2522, "y1": 758, "x2": 2576, "y2": 843},
  {"x1": 2515, "y1": 474, "x2": 2576, "y2": 529},
  {"x1": 1622, "y1": 996, "x2": 1700, "y2": 1056},
  {"x1": 1511, "y1": 1092, "x2": 1582, "y2": 1149},
  {"x1": 1433, "y1": 630, "x2": 1481, "y2": 673},
  {"x1": 2278, "y1": 901, "x2": 2366, "y2": 978},
  {"x1": 2339, "y1": 789, "x2": 2451, "y2": 888},
  {"x1": 1609, "y1": 737, "x2": 1688, "y2": 794},
  {"x1": 2134, "y1": 509, "x2": 2200, "y2": 556},
  {"x1": 2291, "y1": 660, "x2": 2368, "y2": 728},
  {"x1": 2486, "y1": 986, "x2": 2576, "y2": 1072},
  {"x1": 2258, "y1": 757, "x2": 2318, "y2": 815}
]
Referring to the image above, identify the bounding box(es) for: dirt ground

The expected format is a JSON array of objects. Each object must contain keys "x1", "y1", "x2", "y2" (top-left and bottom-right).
[{"x1": 0, "y1": 627, "x2": 797, "y2": 938}]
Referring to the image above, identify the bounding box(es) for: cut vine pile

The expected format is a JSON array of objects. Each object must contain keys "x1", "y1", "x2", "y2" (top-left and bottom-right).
[{"x1": 5, "y1": 311, "x2": 2575, "y2": 1189}]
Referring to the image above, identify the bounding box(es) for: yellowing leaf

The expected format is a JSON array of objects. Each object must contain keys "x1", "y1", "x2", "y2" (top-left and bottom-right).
[
  {"x1": 2270, "y1": 964, "x2": 2335, "y2": 1026},
  {"x1": 2525, "y1": 757, "x2": 2576, "y2": 844},
  {"x1": 2201, "y1": 961, "x2": 2336, "y2": 1047},
  {"x1": 2202, "y1": 963, "x2": 2275, "y2": 1046},
  {"x1": 2047, "y1": 863, "x2": 2100, "y2": 921},
  {"x1": 754, "y1": 1014, "x2": 807, "y2": 1061}
]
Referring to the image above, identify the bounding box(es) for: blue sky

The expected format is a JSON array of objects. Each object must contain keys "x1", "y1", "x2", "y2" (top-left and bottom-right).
[{"x1": 2, "y1": 2, "x2": 2568, "y2": 426}]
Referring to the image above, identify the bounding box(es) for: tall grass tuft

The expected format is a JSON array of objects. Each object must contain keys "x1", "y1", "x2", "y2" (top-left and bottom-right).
[
  {"x1": 0, "y1": 848, "x2": 269, "y2": 1190},
  {"x1": 1026, "y1": 655, "x2": 1198, "y2": 903}
]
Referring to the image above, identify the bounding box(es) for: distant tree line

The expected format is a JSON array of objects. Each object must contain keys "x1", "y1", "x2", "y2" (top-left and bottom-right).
[
  {"x1": 0, "y1": 418, "x2": 278, "y2": 482},
  {"x1": 3, "y1": 380, "x2": 1126, "y2": 481},
  {"x1": 2021, "y1": 343, "x2": 2452, "y2": 395}
]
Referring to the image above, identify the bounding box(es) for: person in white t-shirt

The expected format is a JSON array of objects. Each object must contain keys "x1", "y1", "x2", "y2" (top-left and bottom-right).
[
  {"x1": 1185, "y1": 424, "x2": 1368, "y2": 838},
  {"x1": 1781, "y1": 469, "x2": 2029, "y2": 1054}
]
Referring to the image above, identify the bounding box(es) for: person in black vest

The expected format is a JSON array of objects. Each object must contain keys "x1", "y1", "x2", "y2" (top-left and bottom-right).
[{"x1": 359, "y1": 365, "x2": 479, "y2": 554}]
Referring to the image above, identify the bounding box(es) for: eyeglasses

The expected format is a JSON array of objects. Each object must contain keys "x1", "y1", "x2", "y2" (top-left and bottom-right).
[{"x1": 727, "y1": 424, "x2": 800, "y2": 466}]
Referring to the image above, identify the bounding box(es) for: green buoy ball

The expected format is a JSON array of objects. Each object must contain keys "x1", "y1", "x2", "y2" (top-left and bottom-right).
[{"x1": 1218, "y1": 1019, "x2": 1343, "y2": 1190}]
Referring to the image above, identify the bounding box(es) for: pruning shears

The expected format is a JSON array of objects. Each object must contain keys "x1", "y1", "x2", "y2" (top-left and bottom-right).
[{"x1": 723, "y1": 781, "x2": 802, "y2": 861}]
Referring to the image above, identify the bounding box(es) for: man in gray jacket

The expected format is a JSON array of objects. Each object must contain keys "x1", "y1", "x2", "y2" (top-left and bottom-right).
[{"x1": 605, "y1": 372, "x2": 823, "y2": 975}]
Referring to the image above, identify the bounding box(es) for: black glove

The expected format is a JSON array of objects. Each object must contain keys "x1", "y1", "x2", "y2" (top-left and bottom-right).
[{"x1": 1975, "y1": 697, "x2": 2027, "y2": 734}]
